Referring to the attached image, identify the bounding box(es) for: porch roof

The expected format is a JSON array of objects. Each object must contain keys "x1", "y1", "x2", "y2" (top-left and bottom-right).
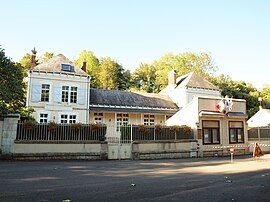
[{"x1": 89, "y1": 88, "x2": 179, "y2": 114}]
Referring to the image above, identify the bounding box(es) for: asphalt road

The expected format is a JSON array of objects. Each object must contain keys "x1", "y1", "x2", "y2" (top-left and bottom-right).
[{"x1": 0, "y1": 155, "x2": 270, "y2": 202}]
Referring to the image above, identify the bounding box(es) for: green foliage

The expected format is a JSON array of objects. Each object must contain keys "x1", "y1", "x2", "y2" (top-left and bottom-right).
[
  {"x1": 74, "y1": 50, "x2": 100, "y2": 88},
  {"x1": 0, "y1": 47, "x2": 26, "y2": 117},
  {"x1": 19, "y1": 53, "x2": 32, "y2": 72},
  {"x1": 41, "y1": 52, "x2": 54, "y2": 63},
  {"x1": 131, "y1": 63, "x2": 157, "y2": 93},
  {"x1": 130, "y1": 52, "x2": 216, "y2": 92},
  {"x1": 153, "y1": 52, "x2": 216, "y2": 91},
  {"x1": 99, "y1": 57, "x2": 129, "y2": 90},
  {"x1": 210, "y1": 75, "x2": 270, "y2": 118},
  {"x1": 20, "y1": 107, "x2": 35, "y2": 121}
]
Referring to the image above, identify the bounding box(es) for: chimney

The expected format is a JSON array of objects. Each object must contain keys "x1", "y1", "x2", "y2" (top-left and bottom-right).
[
  {"x1": 31, "y1": 48, "x2": 37, "y2": 68},
  {"x1": 168, "y1": 69, "x2": 176, "y2": 85},
  {"x1": 81, "y1": 61, "x2": 87, "y2": 72}
]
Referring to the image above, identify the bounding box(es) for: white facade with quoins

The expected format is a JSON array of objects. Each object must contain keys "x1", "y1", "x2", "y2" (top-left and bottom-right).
[{"x1": 26, "y1": 54, "x2": 90, "y2": 124}]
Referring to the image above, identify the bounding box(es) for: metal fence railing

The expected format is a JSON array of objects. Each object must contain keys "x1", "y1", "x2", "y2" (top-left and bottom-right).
[
  {"x1": 248, "y1": 127, "x2": 270, "y2": 140},
  {"x1": 16, "y1": 122, "x2": 194, "y2": 143},
  {"x1": 120, "y1": 125, "x2": 194, "y2": 142},
  {"x1": 16, "y1": 122, "x2": 106, "y2": 141}
]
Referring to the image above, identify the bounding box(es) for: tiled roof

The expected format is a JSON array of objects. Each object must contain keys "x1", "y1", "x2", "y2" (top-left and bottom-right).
[
  {"x1": 90, "y1": 88, "x2": 179, "y2": 114},
  {"x1": 176, "y1": 72, "x2": 219, "y2": 90},
  {"x1": 32, "y1": 54, "x2": 88, "y2": 76},
  {"x1": 159, "y1": 72, "x2": 219, "y2": 95}
]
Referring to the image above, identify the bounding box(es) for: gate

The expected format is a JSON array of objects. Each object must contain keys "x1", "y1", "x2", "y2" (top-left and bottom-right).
[{"x1": 107, "y1": 126, "x2": 132, "y2": 160}]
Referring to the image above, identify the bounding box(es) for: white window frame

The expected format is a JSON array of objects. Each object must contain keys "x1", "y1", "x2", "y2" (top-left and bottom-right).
[
  {"x1": 116, "y1": 113, "x2": 129, "y2": 131},
  {"x1": 40, "y1": 84, "x2": 50, "y2": 102},
  {"x1": 61, "y1": 86, "x2": 69, "y2": 103},
  {"x1": 39, "y1": 113, "x2": 48, "y2": 123},
  {"x1": 70, "y1": 86, "x2": 78, "y2": 103},
  {"x1": 94, "y1": 112, "x2": 103, "y2": 123},
  {"x1": 61, "y1": 85, "x2": 79, "y2": 104},
  {"x1": 143, "y1": 114, "x2": 155, "y2": 126},
  {"x1": 37, "y1": 111, "x2": 51, "y2": 123},
  {"x1": 58, "y1": 112, "x2": 78, "y2": 124}
]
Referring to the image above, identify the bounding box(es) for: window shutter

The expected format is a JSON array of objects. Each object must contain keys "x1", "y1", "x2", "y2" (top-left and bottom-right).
[
  {"x1": 54, "y1": 86, "x2": 62, "y2": 103},
  {"x1": 31, "y1": 84, "x2": 41, "y2": 102},
  {"x1": 78, "y1": 88, "x2": 86, "y2": 105}
]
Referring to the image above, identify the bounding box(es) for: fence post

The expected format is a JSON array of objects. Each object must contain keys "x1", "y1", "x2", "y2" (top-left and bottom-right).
[
  {"x1": 130, "y1": 124, "x2": 133, "y2": 143},
  {"x1": 258, "y1": 127, "x2": 261, "y2": 142},
  {"x1": 154, "y1": 125, "x2": 156, "y2": 141},
  {"x1": 1, "y1": 114, "x2": 20, "y2": 155}
]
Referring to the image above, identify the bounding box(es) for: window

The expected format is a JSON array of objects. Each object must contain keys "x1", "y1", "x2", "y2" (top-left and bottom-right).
[
  {"x1": 229, "y1": 121, "x2": 244, "y2": 144},
  {"x1": 144, "y1": 114, "x2": 155, "y2": 126},
  {"x1": 202, "y1": 120, "x2": 220, "y2": 145},
  {"x1": 70, "y1": 87, "x2": 77, "y2": 103},
  {"x1": 62, "y1": 86, "x2": 69, "y2": 102},
  {"x1": 41, "y1": 84, "x2": 50, "y2": 102},
  {"x1": 60, "y1": 114, "x2": 68, "y2": 123},
  {"x1": 60, "y1": 114, "x2": 77, "y2": 124},
  {"x1": 40, "y1": 113, "x2": 48, "y2": 123},
  {"x1": 69, "y1": 115, "x2": 77, "y2": 123},
  {"x1": 94, "y1": 113, "x2": 103, "y2": 123},
  {"x1": 61, "y1": 64, "x2": 74, "y2": 72},
  {"x1": 61, "y1": 86, "x2": 78, "y2": 104},
  {"x1": 116, "y1": 113, "x2": 129, "y2": 131}
]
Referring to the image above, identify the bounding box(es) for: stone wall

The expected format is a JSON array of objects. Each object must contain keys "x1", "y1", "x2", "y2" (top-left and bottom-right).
[
  {"x1": 11, "y1": 142, "x2": 108, "y2": 160},
  {"x1": 1, "y1": 114, "x2": 20, "y2": 155},
  {"x1": 132, "y1": 140, "x2": 198, "y2": 160}
]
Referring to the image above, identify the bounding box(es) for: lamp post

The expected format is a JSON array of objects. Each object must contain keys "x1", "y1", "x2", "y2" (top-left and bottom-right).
[{"x1": 258, "y1": 97, "x2": 262, "y2": 141}]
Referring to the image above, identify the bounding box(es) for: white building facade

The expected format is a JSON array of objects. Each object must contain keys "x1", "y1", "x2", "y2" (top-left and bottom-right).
[{"x1": 27, "y1": 54, "x2": 90, "y2": 124}]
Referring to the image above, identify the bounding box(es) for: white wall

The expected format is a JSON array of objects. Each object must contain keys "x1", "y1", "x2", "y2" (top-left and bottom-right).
[
  {"x1": 167, "y1": 87, "x2": 220, "y2": 108},
  {"x1": 27, "y1": 71, "x2": 90, "y2": 123},
  {"x1": 14, "y1": 143, "x2": 101, "y2": 154}
]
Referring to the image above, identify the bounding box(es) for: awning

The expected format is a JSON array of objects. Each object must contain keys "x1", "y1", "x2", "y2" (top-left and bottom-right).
[{"x1": 199, "y1": 110, "x2": 247, "y2": 118}]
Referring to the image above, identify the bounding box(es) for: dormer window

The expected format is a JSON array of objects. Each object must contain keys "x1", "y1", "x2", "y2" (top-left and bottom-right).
[{"x1": 61, "y1": 64, "x2": 74, "y2": 72}]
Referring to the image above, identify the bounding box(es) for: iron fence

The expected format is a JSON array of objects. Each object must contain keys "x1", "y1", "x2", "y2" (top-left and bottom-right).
[
  {"x1": 248, "y1": 127, "x2": 270, "y2": 140},
  {"x1": 120, "y1": 125, "x2": 194, "y2": 142},
  {"x1": 16, "y1": 122, "x2": 194, "y2": 143},
  {"x1": 16, "y1": 123, "x2": 106, "y2": 141}
]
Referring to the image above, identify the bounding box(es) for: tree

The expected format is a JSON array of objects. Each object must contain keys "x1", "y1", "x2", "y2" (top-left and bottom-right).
[
  {"x1": 0, "y1": 47, "x2": 26, "y2": 116},
  {"x1": 19, "y1": 53, "x2": 32, "y2": 71},
  {"x1": 41, "y1": 52, "x2": 54, "y2": 63},
  {"x1": 131, "y1": 63, "x2": 157, "y2": 93},
  {"x1": 210, "y1": 74, "x2": 265, "y2": 118},
  {"x1": 99, "y1": 57, "x2": 128, "y2": 90},
  {"x1": 153, "y1": 52, "x2": 216, "y2": 91},
  {"x1": 130, "y1": 52, "x2": 217, "y2": 92},
  {"x1": 74, "y1": 50, "x2": 100, "y2": 88},
  {"x1": 19, "y1": 51, "x2": 54, "y2": 71}
]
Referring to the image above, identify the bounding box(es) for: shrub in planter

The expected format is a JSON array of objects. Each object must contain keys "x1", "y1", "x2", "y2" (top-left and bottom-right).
[
  {"x1": 170, "y1": 125, "x2": 180, "y2": 133},
  {"x1": 91, "y1": 123, "x2": 102, "y2": 130},
  {"x1": 155, "y1": 124, "x2": 163, "y2": 134},
  {"x1": 182, "y1": 125, "x2": 192, "y2": 135},
  {"x1": 138, "y1": 124, "x2": 149, "y2": 135},
  {"x1": 23, "y1": 120, "x2": 37, "y2": 131},
  {"x1": 71, "y1": 122, "x2": 82, "y2": 132},
  {"x1": 48, "y1": 121, "x2": 58, "y2": 132}
]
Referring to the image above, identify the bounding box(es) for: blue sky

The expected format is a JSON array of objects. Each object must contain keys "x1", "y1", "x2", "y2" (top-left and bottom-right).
[{"x1": 1, "y1": 0, "x2": 270, "y2": 88}]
